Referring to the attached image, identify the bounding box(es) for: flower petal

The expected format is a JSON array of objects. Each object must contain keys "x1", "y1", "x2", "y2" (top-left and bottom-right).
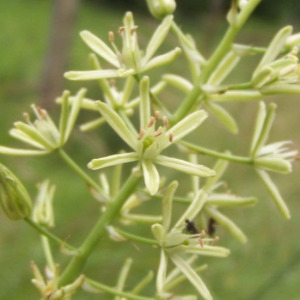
[
  {"x1": 80, "y1": 30, "x2": 120, "y2": 68},
  {"x1": 141, "y1": 160, "x2": 160, "y2": 195},
  {"x1": 88, "y1": 152, "x2": 138, "y2": 170},
  {"x1": 162, "y1": 181, "x2": 178, "y2": 231},
  {"x1": 0, "y1": 146, "x2": 49, "y2": 156},
  {"x1": 143, "y1": 48, "x2": 181, "y2": 72},
  {"x1": 173, "y1": 189, "x2": 207, "y2": 231},
  {"x1": 169, "y1": 253, "x2": 213, "y2": 300},
  {"x1": 253, "y1": 26, "x2": 293, "y2": 77},
  {"x1": 95, "y1": 101, "x2": 137, "y2": 149},
  {"x1": 139, "y1": 76, "x2": 151, "y2": 129},
  {"x1": 143, "y1": 15, "x2": 173, "y2": 63},
  {"x1": 167, "y1": 110, "x2": 207, "y2": 143},
  {"x1": 155, "y1": 155, "x2": 215, "y2": 177},
  {"x1": 205, "y1": 207, "x2": 247, "y2": 243},
  {"x1": 255, "y1": 169, "x2": 290, "y2": 219},
  {"x1": 64, "y1": 88, "x2": 86, "y2": 144},
  {"x1": 205, "y1": 101, "x2": 238, "y2": 134},
  {"x1": 64, "y1": 69, "x2": 122, "y2": 81}
]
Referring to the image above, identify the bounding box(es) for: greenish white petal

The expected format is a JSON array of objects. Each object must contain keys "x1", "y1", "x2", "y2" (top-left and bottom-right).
[
  {"x1": 144, "y1": 15, "x2": 173, "y2": 63},
  {"x1": 88, "y1": 152, "x2": 138, "y2": 170},
  {"x1": 206, "y1": 207, "x2": 247, "y2": 243},
  {"x1": 167, "y1": 110, "x2": 207, "y2": 143},
  {"x1": 95, "y1": 101, "x2": 137, "y2": 149},
  {"x1": 141, "y1": 159, "x2": 160, "y2": 195},
  {"x1": 255, "y1": 169, "x2": 290, "y2": 219},
  {"x1": 144, "y1": 47, "x2": 181, "y2": 72},
  {"x1": 0, "y1": 146, "x2": 49, "y2": 156},
  {"x1": 155, "y1": 155, "x2": 215, "y2": 177},
  {"x1": 254, "y1": 26, "x2": 293, "y2": 77},
  {"x1": 64, "y1": 69, "x2": 123, "y2": 81},
  {"x1": 169, "y1": 253, "x2": 212, "y2": 300},
  {"x1": 80, "y1": 30, "x2": 120, "y2": 68},
  {"x1": 205, "y1": 101, "x2": 238, "y2": 133},
  {"x1": 254, "y1": 157, "x2": 292, "y2": 174}
]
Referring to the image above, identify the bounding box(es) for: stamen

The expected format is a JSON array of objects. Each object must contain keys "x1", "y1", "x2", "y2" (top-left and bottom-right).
[
  {"x1": 154, "y1": 128, "x2": 162, "y2": 137},
  {"x1": 23, "y1": 112, "x2": 30, "y2": 122},
  {"x1": 169, "y1": 133, "x2": 173, "y2": 142},
  {"x1": 162, "y1": 116, "x2": 169, "y2": 128},
  {"x1": 198, "y1": 230, "x2": 206, "y2": 248},
  {"x1": 147, "y1": 116, "x2": 155, "y2": 127},
  {"x1": 154, "y1": 110, "x2": 160, "y2": 120},
  {"x1": 37, "y1": 107, "x2": 47, "y2": 120},
  {"x1": 130, "y1": 26, "x2": 138, "y2": 35},
  {"x1": 138, "y1": 129, "x2": 145, "y2": 140},
  {"x1": 108, "y1": 31, "x2": 114, "y2": 42},
  {"x1": 118, "y1": 26, "x2": 125, "y2": 35},
  {"x1": 211, "y1": 236, "x2": 219, "y2": 245}
]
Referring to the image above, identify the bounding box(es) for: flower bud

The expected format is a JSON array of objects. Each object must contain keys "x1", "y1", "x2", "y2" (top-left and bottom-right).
[
  {"x1": 0, "y1": 163, "x2": 32, "y2": 220},
  {"x1": 146, "y1": 0, "x2": 176, "y2": 19}
]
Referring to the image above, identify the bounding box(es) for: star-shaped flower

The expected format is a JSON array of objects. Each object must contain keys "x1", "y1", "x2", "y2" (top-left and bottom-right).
[
  {"x1": 0, "y1": 89, "x2": 85, "y2": 156},
  {"x1": 64, "y1": 12, "x2": 181, "y2": 81},
  {"x1": 88, "y1": 76, "x2": 215, "y2": 195},
  {"x1": 31, "y1": 262, "x2": 84, "y2": 300},
  {"x1": 250, "y1": 101, "x2": 298, "y2": 219}
]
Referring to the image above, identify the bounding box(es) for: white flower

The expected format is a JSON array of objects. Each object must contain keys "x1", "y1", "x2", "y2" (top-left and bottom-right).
[
  {"x1": 64, "y1": 12, "x2": 181, "y2": 81},
  {"x1": 0, "y1": 89, "x2": 85, "y2": 156},
  {"x1": 88, "y1": 77, "x2": 215, "y2": 195},
  {"x1": 250, "y1": 102, "x2": 298, "y2": 219},
  {"x1": 31, "y1": 262, "x2": 84, "y2": 300}
]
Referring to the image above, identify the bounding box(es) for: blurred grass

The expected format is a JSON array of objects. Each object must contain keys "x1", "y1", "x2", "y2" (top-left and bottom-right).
[{"x1": 0, "y1": 1, "x2": 300, "y2": 299}]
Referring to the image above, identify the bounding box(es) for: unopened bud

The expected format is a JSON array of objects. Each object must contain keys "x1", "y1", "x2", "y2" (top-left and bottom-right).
[
  {"x1": 0, "y1": 163, "x2": 32, "y2": 220},
  {"x1": 146, "y1": 0, "x2": 176, "y2": 19}
]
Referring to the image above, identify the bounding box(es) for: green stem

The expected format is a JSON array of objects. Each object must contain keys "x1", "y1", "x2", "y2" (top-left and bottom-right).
[
  {"x1": 179, "y1": 140, "x2": 253, "y2": 165},
  {"x1": 41, "y1": 235, "x2": 56, "y2": 272},
  {"x1": 57, "y1": 148, "x2": 102, "y2": 193},
  {"x1": 172, "y1": 0, "x2": 262, "y2": 123},
  {"x1": 85, "y1": 277, "x2": 154, "y2": 300},
  {"x1": 24, "y1": 217, "x2": 76, "y2": 251},
  {"x1": 58, "y1": 171, "x2": 142, "y2": 286},
  {"x1": 114, "y1": 227, "x2": 159, "y2": 246},
  {"x1": 200, "y1": 0, "x2": 262, "y2": 83}
]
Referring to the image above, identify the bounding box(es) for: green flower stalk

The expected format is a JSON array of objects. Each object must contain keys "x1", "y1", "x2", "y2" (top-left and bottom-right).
[{"x1": 0, "y1": 163, "x2": 32, "y2": 220}]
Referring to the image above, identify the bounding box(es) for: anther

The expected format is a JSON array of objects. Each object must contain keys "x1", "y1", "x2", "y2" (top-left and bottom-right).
[
  {"x1": 154, "y1": 110, "x2": 160, "y2": 120},
  {"x1": 37, "y1": 107, "x2": 47, "y2": 120},
  {"x1": 138, "y1": 129, "x2": 145, "y2": 140},
  {"x1": 211, "y1": 236, "x2": 219, "y2": 245},
  {"x1": 162, "y1": 116, "x2": 169, "y2": 128},
  {"x1": 169, "y1": 133, "x2": 173, "y2": 142},
  {"x1": 23, "y1": 112, "x2": 30, "y2": 122},
  {"x1": 198, "y1": 230, "x2": 206, "y2": 248},
  {"x1": 118, "y1": 26, "x2": 125, "y2": 35},
  {"x1": 154, "y1": 128, "x2": 162, "y2": 137},
  {"x1": 147, "y1": 116, "x2": 155, "y2": 127},
  {"x1": 108, "y1": 31, "x2": 114, "y2": 42},
  {"x1": 130, "y1": 26, "x2": 138, "y2": 35}
]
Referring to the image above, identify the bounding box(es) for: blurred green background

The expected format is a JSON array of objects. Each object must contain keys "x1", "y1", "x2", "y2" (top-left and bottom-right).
[{"x1": 0, "y1": 0, "x2": 300, "y2": 299}]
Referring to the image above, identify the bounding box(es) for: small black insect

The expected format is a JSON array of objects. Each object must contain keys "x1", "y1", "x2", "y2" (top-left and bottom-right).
[
  {"x1": 184, "y1": 219, "x2": 199, "y2": 234},
  {"x1": 207, "y1": 217, "x2": 217, "y2": 236}
]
